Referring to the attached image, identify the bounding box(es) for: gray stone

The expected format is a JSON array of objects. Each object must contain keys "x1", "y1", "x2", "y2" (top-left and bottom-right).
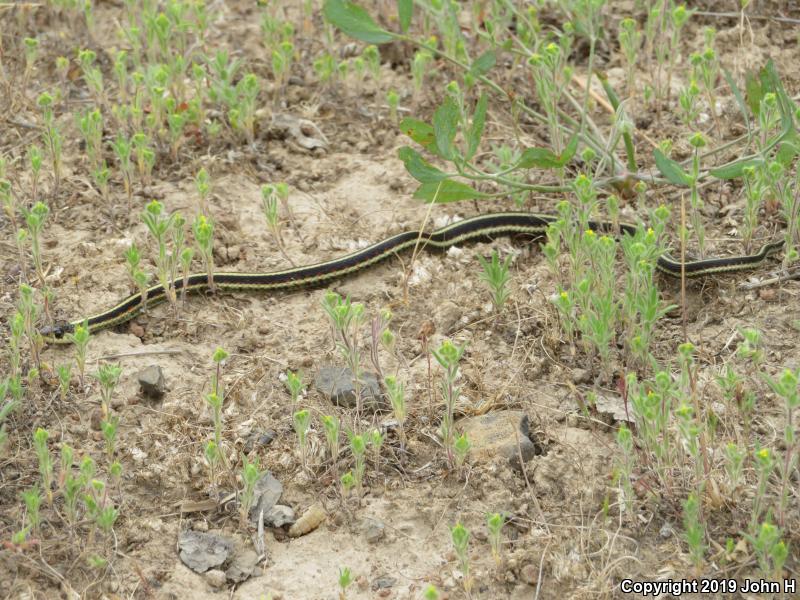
[
  {"x1": 178, "y1": 530, "x2": 233, "y2": 573},
  {"x1": 244, "y1": 430, "x2": 276, "y2": 452},
  {"x1": 225, "y1": 548, "x2": 260, "y2": 583},
  {"x1": 314, "y1": 367, "x2": 384, "y2": 411},
  {"x1": 249, "y1": 472, "x2": 283, "y2": 525},
  {"x1": 265, "y1": 505, "x2": 295, "y2": 527},
  {"x1": 360, "y1": 517, "x2": 385, "y2": 544},
  {"x1": 371, "y1": 576, "x2": 396, "y2": 591},
  {"x1": 204, "y1": 569, "x2": 227, "y2": 588},
  {"x1": 458, "y1": 410, "x2": 540, "y2": 472},
  {"x1": 136, "y1": 365, "x2": 166, "y2": 399}
]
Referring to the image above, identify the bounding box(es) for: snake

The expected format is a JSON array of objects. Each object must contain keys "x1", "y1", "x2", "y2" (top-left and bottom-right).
[{"x1": 39, "y1": 211, "x2": 784, "y2": 344}]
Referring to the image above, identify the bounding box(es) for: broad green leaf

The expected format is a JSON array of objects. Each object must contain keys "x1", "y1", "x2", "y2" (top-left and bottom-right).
[
  {"x1": 517, "y1": 135, "x2": 577, "y2": 170},
  {"x1": 433, "y1": 97, "x2": 459, "y2": 160},
  {"x1": 465, "y1": 92, "x2": 487, "y2": 161},
  {"x1": 518, "y1": 147, "x2": 560, "y2": 169},
  {"x1": 323, "y1": 0, "x2": 394, "y2": 44},
  {"x1": 776, "y1": 134, "x2": 800, "y2": 166},
  {"x1": 398, "y1": 147, "x2": 449, "y2": 183},
  {"x1": 399, "y1": 117, "x2": 435, "y2": 149},
  {"x1": 397, "y1": 0, "x2": 412, "y2": 33},
  {"x1": 413, "y1": 180, "x2": 490, "y2": 203},
  {"x1": 709, "y1": 158, "x2": 764, "y2": 180},
  {"x1": 469, "y1": 51, "x2": 495, "y2": 77},
  {"x1": 558, "y1": 135, "x2": 579, "y2": 165},
  {"x1": 744, "y1": 68, "x2": 763, "y2": 118},
  {"x1": 653, "y1": 149, "x2": 689, "y2": 186}
]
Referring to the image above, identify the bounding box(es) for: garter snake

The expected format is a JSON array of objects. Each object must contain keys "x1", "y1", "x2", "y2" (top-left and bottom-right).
[{"x1": 39, "y1": 212, "x2": 784, "y2": 344}]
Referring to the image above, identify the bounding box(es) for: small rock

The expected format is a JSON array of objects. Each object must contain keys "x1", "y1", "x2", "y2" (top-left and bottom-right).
[
  {"x1": 244, "y1": 430, "x2": 276, "y2": 452},
  {"x1": 360, "y1": 517, "x2": 385, "y2": 544},
  {"x1": 372, "y1": 576, "x2": 397, "y2": 591},
  {"x1": 136, "y1": 365, "x2": 166, "y2": 399},
  {"x1": 265, "y1": 505, "x2": 295, "y2": 527},
  {"x1": 178, "y1": 530, "x2": 233, "y2": 573},
  {"x1": 458, "y1": 410, "x2": 540, "y2": 472},
  {"x1": 204, "y1": 569, "x2": 227, "y2": 589},
  {"x1": 249, "y1": 472, "x2": 284, "y2": 526},
  {"x1": 225, "y1": 548, "x2": 260, "y2": 583},
  {"x1": 128, "y1": 321, "x2": 145, "y2": 339},
  {"x1": 571, "y1": 368, "x2": 591, "y2": 384},
  {"x1": 659, "y1": 523, "x2": 673, "y2": 539},
  {"x1": 519, "y1": 563, "x2": 538, "y2": 586},
  {"x1": 314, "y1": 367, "x2": 384, "y2": 411}
]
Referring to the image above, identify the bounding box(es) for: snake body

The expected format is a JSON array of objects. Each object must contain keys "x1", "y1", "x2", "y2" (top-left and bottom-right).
[{"x1": 40, "y1": 212, "x2": 784, "y2": 344}]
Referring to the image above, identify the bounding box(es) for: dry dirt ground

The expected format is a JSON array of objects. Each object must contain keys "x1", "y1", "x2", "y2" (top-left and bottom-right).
[{"x1": 2, "y1": 1, "x2": 800, "y2": 599}]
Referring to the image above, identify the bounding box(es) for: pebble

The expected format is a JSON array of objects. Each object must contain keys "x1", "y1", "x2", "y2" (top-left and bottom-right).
[
  {"x1": 458, "y1": 410, "x2": 540, "y2": 472},
  {"x1": 314, "y1": 366, "x2": 384, "y2": 411},
  {"x1": 520, "y1": 563, "x2": 538, "y2": 586},
  {"x1": 360, "y1": 517, "x2": 385, "y2": 544},
  {"x1": 264, "y1": 505, "x2": 295, "y2": 527},
  {"x1": 204, "y1": 569, "x2": 227, "y2": 589},
  {"x1": 136, "y1": 365, "x2": 166, "y2": 399}
]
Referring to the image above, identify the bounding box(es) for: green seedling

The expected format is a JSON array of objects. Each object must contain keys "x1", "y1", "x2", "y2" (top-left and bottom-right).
[
  {"x1": 486, "y1": 512, "x2": 506, "y2": 566},
  {"x1": 384, "y1": 376, "x2": 406, "y2": 451},
  {"x1": 101, "y1": 415, "x2": 119, "y2": 459},
  {"x1": 432, "y1": 339, "x2": 466, "y2": 468},
  {"x1": 450, "y1": 522, "x2": 472, "y2": 593},
  {"x1": 285, "y1": 370, "x2": 303, "y2": 411},
  {"x1": 205, "y1": 440, "x2": 220, "y2": 488},
  {"x1": 293, "y1": 409, "x2": 310, "y2": 468},
  {"x1": 37, "y1": 92, "x2": 63, "y2": 194},
  {"x1": 33, "y1": 428, "x2": 53, "y2": 503},
  {"x1": 369, "y1": 428, "x2": 384, "y2": 474},
  {"x1": 386, "y1": 89, "x2": 399, "y2": 123},
  {"x1": 340, "y1": 470, "x2": 354, "y2": 498},
  {"x1": 21, "y1": 486, "x2": 42, "y2": 533},
  {"x1": 57, "y1": 363, "x2": 72, "y2": 401},
  {"x1": 618, "y1": 18, "x2": 640, "y2": 97},
  {"x1": 338, "y1": 566, "x2": 353, "y2": 600},
  {"x1": 239, "y1": 454, "x2": 264, "y2": 527},
  {"x1": 195, "y1": 167, "x2": 210, "y2": 215},
  {"x1": 193, "y1": 214, "x2": 215, "y2": 291},
  {"x1": 66, "y1": 320, "x2": 90, "y2": 387},
  {"x1": 683, "y1": 491, "x2": 705, "y2": 570},
  {"x1": 748, "y1": 521, "x2": 788, "y2": 581},
  {"x1": 477, "y1": 250, "x2": 512, "y2": 313},
  {"x1": 27, "y1": 145, "x2": 42, "y2": 203},
  {"x1": 762, "y1": 367, "x2": 799, "y2": 526},
  {"x1": 348, "y1": 432, "x2": 366, "y2": 501},
  {"x1": 93, "y1": 363, "x2": 122, "y2": 418},
  {"x1": 321, "y1": 292, "x2": 366, "y2": 414},
  {"x1": 453, "y1": 433, "x2": 470, "y2": 473}
]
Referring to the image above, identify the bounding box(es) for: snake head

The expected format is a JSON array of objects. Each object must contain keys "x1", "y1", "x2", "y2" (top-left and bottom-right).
[{"x1": 40, "y1": 321, "x2": 74, "y2": 341}]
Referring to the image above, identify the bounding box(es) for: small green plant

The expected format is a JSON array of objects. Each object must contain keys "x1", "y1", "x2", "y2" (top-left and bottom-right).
[
  {"x1": 21, "y1": 486, "x2": 42, "y2": 533},
  {"x1": 748, "y1": 521, "x2": 788, "y2": 581},
  {"x1": 193, "y1": 214, "x2": 215, "y2": 291},
  {"x1": 683, "y1": 492, "x2": 705, "y2": 570},
  {"x1": 125, "y1": 242, "x2": 152, "y2": 312},
  {"x1": 205, "y1": 440, "x2": 220, "y2": 488},
  {"x1": 285, "y1": 369, "x2": 303, "y2": 411},
  {"x1": 293, "y1": 409, "x2": 311, "y2": 468},
  {"x1": 369, "y1": 427, "x2": 384, "y2": 474},
  {"x1": 101, "y1": 415, "x2": 120, "y2": 460},
  {"x1": 143, "y1": 200, "x2": 180, "y2": 311},
  {"x1": 453, "y1": 432, "x2": 470, "y2": 473},
  {"x1": 384, "y1": 375, "x2": 407, "y2": 450},
  {"x1": 617, "y1": 18, "x2": 641, "y2": 98},
  {"x1": 321, "y1": 292, "x2": 367, "y2": 414},
  {"x1": 422, "y1": 585, "x2": 440, "y2": 600},
  {"x1": 432, "y1": 339, "x2": 466, "y2": 468},
  {"x1": 348, "y1": 432, "x2": 366, "y2": 501},
  {"x1": 340, "y1": 470, "x2": 354, "y2": 498},
  {"x1": 33, "y1": 428, "x2": 53, "y2": 503},
  {"x1": 338, "y1": 566, "x2": 353, "y2": 600},
  {"x1": 450, "y1": 522, "x2": 472, "y2": 593},
  {"x1": 486, "y1": 512, "x2": 506, "y2": 566},
  {"x1": 66, "y1": 320, "x2": 90, "y2": 387},
  {"x1": 93, "y1": 363, "x2": 122, "y2": 418},
  {"x1": 239, "y1": 454, "x2": 264, "y2": 527},
  {"x1": 38, "y1": 92, "x2": 64, "y2": 194},
  {"x1": 322, "y1": 414, "x2": 341, "y2": 478},
  {"x1": 477, "y1": 250, "x2": 512, "y2": 313}
]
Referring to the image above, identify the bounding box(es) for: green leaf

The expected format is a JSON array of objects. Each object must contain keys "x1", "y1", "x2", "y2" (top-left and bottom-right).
[
  {"x1": 518, "y1": 147, "x2": 560, "y2": 169},
  {"x1": 469, "y1": 51, "x2": 495, "y2": 78},
  {"x1": 398, "y1": 147, "x2": 449, "y2": 183},
  {"x1": 323, "y1": 0, "x2": 394, "y2": 44},
  {"x1": 723, "y1": 68, "x2": 751, "y2": 135},
  {"x1": 776, "y1": 133, "x2": 800, "y2": 166},
  {"x1": 653, "y1": 149, "x2": 689, "y2": 186},
  {"x1": 558, "y1": 135, "x2": 579, "y2": 165},
  {"x1": 413, "y1": 180, "x2": 490, "y2": 203},
  {"x1": 744, "y1": 68, "x2": 763, "y2": 118},
  {"x1": 399, "y1": 117, "x2": 435, "y2": 149},
  {"x1": 517, "y1": 135, "x2": 577, "y2": 170},
  {"x1": 397, "y1": 0, "x2": 412, "y2": 33},
  {"x1": 709, "y1": 158, "x2": 764, "y2": 180},
  {"x1": 433, "y1": 97, "x2": 459, "y2": 160},
  {"x1": 465, "y1": 92, "x2": 487, "y2": 161}
]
